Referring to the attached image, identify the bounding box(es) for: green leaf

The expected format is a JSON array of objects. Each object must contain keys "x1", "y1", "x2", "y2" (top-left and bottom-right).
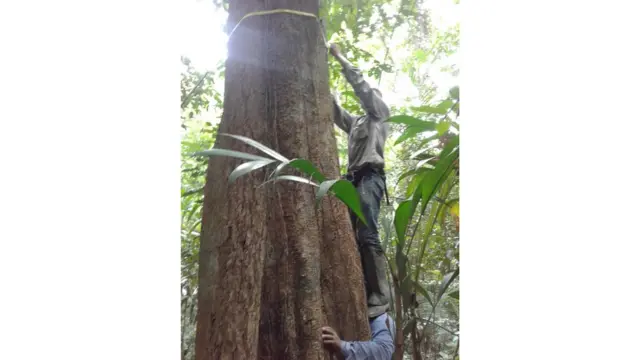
[
  {"x1": 394, "y1": 198, "x2": 419, "y2": 247},
  {"x1": 436, "y1": 121, "x2": 450, "y2": 136},
  {"x1": 448, "y1": 290, "x2": 459, "y2": 300},
  {"x1": 332, "y1": 181, "x2": 366, "y2": 225},
  {"x1": 395, "y1": 127, "x2": 435, "y2": 146},
  {"x1": 436, "y1": 200, "x2": 448, "y2": 227},
  {"x1": 413, "y1": 176, "x2": 456, "y2": 283},
  {"x1": 397, "y1": 167, "x2": 430, "y2": 185},
  {"x1": 386, "y1": 115, "x2": 437, "y2": 129},
  {"x1": 419, "y1": 135, "x2": 460, "y2": 214},
  {"x1": 409, "y1": 147, "x2": 430, "y2": 160},
  {"x1": 193, "y1": 148, "x2": 271, "y2": 162},
  {"x1": 220, "y1": 133, "x2": 289, "y2": 162},
  {"x1": 316, "y1": 179, "x2": 339, "y2": 202},
  {"x1": 260, "y1": 175, "x2": 319, "y2": 187},
  {"x1": 316, "y1": 179, "x2": 366, "y2": 225},
  {"x1": 409, "y1": 106, "x2": 438, "y2": 116},
  {"x1": 397, "y1": 169, "x2": 418, "y2": 185},
  {"x1": 287, "y1": 159, "x2": 327, "y2": 183},
  {"x1": 449, "y1": 86, "x2": 460, "y2": 101},
  {"x1": 436, "y1": 98, "x2": 455, "y2": 113},
  {"x1": 228, "y1": 159, "x2": 277, "y2": 184},
  {"x1": 413, "y1": 280, "x2": 434, "y2": 307},
  {"x1": 406, "y1": 170, "x2": 427, "y2": 198},
  {"x1": 416, "y1": 158, "x2": 436, "y2": 169},
  {"x1": 449, "y1": 201, "x2": 459, "y2": 217},
  {"x1": 436, "y1": 268, "x2": 459, "y2": 304},
  {"x1": 417, "y1": 133, "x2": 441, "y2": 149},
  {"x1": 412, "y1": 99, "x2": 454, "y2": 115},
  {"x1": 271, "y1": 161, "x2": 290, "y2": 180},
  {"x1": 271, "y1": 158, "x2": 326, "y2": 183}
]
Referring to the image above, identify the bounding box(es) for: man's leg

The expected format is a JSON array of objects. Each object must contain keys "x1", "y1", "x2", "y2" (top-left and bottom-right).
[{"x1": 355, "y1": 172, "x2": 390, "y2": 318}]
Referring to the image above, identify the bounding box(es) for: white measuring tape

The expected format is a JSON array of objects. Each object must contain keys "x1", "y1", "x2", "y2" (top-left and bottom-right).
[{"x1": 227, "y1": 8, "x2": 330, "y2": 48}]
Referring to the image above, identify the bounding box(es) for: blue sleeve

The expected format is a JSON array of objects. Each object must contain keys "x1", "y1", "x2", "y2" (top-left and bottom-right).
[
  {"x1": 340, "y1": 315, "x2": 395, "y2": 360},
  {"x1": 341, "y1": 64, "x2": 390, "y2": 121}
]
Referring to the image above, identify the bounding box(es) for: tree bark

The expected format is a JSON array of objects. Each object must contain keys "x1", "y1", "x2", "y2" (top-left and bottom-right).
[{"x1": 195, "y1": 1, "x2": 370, "y2": 359}]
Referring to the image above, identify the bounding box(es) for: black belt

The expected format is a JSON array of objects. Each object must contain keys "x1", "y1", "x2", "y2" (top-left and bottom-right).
[{"x1": 344, "y1": 167, "x2": 390, "y2": 206}]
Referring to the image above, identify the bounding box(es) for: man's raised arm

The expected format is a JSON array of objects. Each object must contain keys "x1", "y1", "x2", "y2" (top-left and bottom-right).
[{"x1": 329, "y1": 44, "x2": 390, "y2": 120}]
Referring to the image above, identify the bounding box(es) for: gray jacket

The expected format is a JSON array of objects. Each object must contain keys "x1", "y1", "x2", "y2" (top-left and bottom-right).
[{"x1": 332, "y1": 65, "x2": 390, "y2": 173}]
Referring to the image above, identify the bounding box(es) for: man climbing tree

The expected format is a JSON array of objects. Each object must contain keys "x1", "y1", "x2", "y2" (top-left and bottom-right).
[{"x1": 329, "y1": 43, "x2": 392, "y2": 319}]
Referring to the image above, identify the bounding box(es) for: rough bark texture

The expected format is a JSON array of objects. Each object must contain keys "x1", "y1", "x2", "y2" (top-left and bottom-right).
[{"x1": 195, "y1": 1, "x2": 370, "y2": 359}]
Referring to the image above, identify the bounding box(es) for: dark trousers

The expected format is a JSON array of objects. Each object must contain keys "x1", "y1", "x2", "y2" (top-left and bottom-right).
[{"x1": 345, "y1": 168, "x2": 391, "y2": 318}]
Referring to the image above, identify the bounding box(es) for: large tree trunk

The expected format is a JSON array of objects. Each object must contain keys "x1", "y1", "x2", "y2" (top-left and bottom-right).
[{"x1": 195, "y1": 1, "x2": 370, "y2": 359}]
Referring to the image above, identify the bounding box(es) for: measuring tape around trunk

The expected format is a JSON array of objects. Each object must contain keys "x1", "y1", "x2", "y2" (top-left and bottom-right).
[
  {"x1": 227, "y1": 8, "x2": 329, "y2": 48},
  {"x1": 182, "y1": 9, "x2": 329, "y2": 112}
]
